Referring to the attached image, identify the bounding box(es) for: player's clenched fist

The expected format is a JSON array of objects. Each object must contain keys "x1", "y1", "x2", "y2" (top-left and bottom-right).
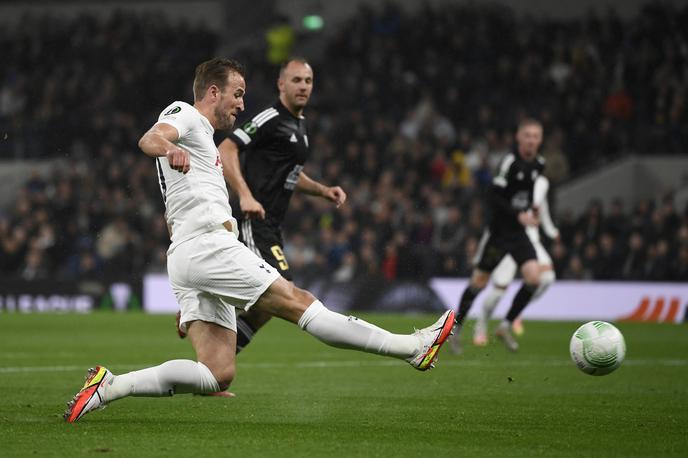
[
  {"x1": 324, "y1": 186, "x2": 347, "y2": 208},
  {"x1": 166, "y1": 147, "x2": 190, "y2": 174}
]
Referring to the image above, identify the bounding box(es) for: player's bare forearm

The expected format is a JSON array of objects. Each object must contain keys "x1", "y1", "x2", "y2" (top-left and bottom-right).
[
  {"x1": 219, "y1": 139, "x2": 265, "y2": 219},
  {"x1": 138, "y1": 123, "x2": 190, "y2": 174},
  {"x1": 295, "y1": 171, "x2": 327, "y2": 197},
  {"x1": 138, "y1": 124, "x2": 179, "y2": 158},
  {"x1": 219, "y1": 139, "x2": 252, "y2": 199},
  {"x1": 297, "y1": 172, "x2": 346, "y2": 207}
]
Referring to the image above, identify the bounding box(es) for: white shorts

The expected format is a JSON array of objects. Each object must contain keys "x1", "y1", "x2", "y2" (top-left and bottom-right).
[
  {"x1": 490, "y1": 239, "x2": 553, "y2": 287},
  {"x1": 167, "y1": 228, "x2": 281, "y2": 334}
]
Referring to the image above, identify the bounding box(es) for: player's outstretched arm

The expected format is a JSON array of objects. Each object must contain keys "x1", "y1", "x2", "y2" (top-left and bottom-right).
[
  {"x1": 296, "y1": 171, "x2": 346, "y2": 208},
  {"x1": 218, "y1": 138, "x2": 265, "y2": 219},
  {"x1": 138, "y1": 123, "x2": 190, "y2": 174}
]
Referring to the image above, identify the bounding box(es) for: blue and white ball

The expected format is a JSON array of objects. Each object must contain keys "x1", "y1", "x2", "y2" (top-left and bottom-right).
[{"x1": 570, "y1": 321, "x2": 626, "y2": 376}]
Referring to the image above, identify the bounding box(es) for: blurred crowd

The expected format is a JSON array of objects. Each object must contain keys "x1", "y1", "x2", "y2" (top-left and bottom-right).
[
  {"x1": 549, "y1": 194, "x2": 688, "y2": 282},
  {"x1": 0, "y1": 11, "x2": 207, "y2": 279},
  {"x1": 1, "y1": 3, "x2": 687, "y2": 282}
]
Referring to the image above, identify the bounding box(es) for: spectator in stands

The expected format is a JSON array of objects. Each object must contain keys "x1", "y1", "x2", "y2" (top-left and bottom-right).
[
  {"x1": 672, "y1": 245, "x2": 688, "y2": 282},
  {"x1": 563, "y1": 255, "x2": 592, "y2": 281},
  {"x1": 645, "y1": 239, "x2": 671, "y2": 281},
  {"x1": 621, "y1": 232, "x2": 646, "y2": 280}
]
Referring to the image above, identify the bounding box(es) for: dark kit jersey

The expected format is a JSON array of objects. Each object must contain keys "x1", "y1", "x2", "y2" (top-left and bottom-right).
[
  {"x1": 226, "y1": 100, "x2": 310, "y2": 226},
  {"x1": 488, "y1": 152, "x2": 545, "y2": 232}
]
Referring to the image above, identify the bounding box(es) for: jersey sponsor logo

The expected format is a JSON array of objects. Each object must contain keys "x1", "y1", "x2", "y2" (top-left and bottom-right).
[
  {"x1": 242, "y1": 121, "x2": 258, "y2": 136},
  {"x1": 284, "y1": 164, "x2": 304, "y2": 190},
  {"x1": 289, "y1": 133, "x2": 298, "y2": 143},
  {"x1": 164, "y1": 106, "x2": 181, "y2": 116},
  {"x1": 511, "y1": 191, "x2": 530, "y2": 210}
]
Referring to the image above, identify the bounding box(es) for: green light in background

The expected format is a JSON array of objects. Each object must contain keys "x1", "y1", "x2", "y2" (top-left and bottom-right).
[{"x1": 303, "y1": 15, "x2": 324, "y2": 31}]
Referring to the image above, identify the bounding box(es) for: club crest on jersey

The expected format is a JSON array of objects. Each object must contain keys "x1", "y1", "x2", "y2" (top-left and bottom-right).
[
  {"x1": 243, "y1": 121, "x2": 258, "y2": 136},
  {"x1": 517, "y1": 171, "x2": 524, "y2": 180},
  {"x1": 289, "y1": 133, "x2": 298, "y2": 143},
  {"x1": 532, "y1": 170, "x2": 539, "y2": 180},
  {"x1": 164, "y1": 106, "x2": 181, "y2": 116}
]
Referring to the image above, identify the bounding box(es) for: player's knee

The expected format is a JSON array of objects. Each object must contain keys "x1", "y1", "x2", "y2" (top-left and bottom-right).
[
  {"x1": 471, "y1": 270, "x2": 490, "y2": 290},
  {"x1": 539, "y1": 269, "x2": 556, "y2": 287},
  {"x1": 521, "y1": 261, "x2": 541, "y2": 286},
  {"x1": 473, "y1": 279, "x2": 488, "y2": 290},
  {"x1": 197, "y1": 352, "x2": 236, "y2": 391},
  {"x1": 213, "y1": 365, "x2": 235, "y2": 391}
]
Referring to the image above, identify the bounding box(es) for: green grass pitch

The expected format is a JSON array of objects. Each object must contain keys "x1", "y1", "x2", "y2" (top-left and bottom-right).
[{"x1": 1, "y1": 312, "x2": 686, "y2": 457}]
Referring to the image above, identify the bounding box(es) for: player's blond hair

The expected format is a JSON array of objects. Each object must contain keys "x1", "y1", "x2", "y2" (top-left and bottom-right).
[{"x1": 517, "y1": 118, "x2": 543, "y2": 132}]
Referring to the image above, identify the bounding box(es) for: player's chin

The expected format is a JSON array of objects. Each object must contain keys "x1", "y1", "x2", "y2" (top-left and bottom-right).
[{"x1": 219, "y1": 115, "x2": 235, "y2": 130}]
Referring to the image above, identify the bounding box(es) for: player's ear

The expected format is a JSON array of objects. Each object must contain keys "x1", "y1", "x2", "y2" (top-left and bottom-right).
[{"x1": 208, "y1": 84, "x2": 219, "y2": 100}]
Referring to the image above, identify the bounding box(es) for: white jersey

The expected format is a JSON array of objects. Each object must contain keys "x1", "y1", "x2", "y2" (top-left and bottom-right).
[{"x1": 154, "y1": 101, "x2": 237, "y2": 251}]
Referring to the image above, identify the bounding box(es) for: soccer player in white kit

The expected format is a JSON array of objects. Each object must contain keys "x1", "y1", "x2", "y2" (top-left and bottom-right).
[
  {"x1": 472, "y1": 175, "x2": 559, "y2": 346},
  {"x1": 64, "y1": 58, "x2": 455, "y2": 423}
]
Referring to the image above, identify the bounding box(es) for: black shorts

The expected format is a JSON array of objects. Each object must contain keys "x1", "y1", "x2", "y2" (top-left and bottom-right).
[
  {"x1": 473, "y1": 228, "x2": 537, "y2": 272},
  {"x1": 239, "y1": 219, "x2": 293, "y2": 281}
]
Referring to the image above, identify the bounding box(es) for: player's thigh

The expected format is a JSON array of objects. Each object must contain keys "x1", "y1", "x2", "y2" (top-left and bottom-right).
[
  {"x1": 172, "y1": 229, "x2": 281, "y2": 312},
  {"x1": 241, "y1": 220, "x2": 293, "y2": 281},
  {"x1": 520, "y1": 260, "x2": 541, "y2": 285},
  {"x1": 253, "y1": 277, "x2": 316, "y2": 324},
  {"x1": 491, "y1": 255, "x2": 518, "y2": 287}
]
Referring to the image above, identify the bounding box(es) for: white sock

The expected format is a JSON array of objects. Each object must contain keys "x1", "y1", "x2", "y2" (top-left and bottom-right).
[
  {"x1": 105, "y1": 360, "x2": 220, "y2": 402},
  {"x1": 482, "y1": 286, "x2": 506, "y2": 320},
  {"x1": 297, "y1": 301, "x2": 418, "y2": 359}
]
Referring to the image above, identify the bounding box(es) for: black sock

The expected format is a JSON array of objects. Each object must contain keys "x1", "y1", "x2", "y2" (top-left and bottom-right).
[
  {"x1": 235, "y1": 315, "x2": 257, "y2": 354},
  {"x1": 505, "y1": 283, "x2": 538, "y2": 322},
  {"x1": 456, "y1": 285, "x2": 483, "y2": 326}
]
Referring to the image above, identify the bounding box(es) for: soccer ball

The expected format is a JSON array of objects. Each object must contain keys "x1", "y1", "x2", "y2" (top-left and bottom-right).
[{"x1": 569, "y1": 321, "x2": 626, "y2": 376}]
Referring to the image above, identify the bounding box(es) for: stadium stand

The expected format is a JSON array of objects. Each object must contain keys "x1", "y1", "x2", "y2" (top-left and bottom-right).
[{"x1": 1, "y1": 3, "x2": 687, "y2": 281}]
